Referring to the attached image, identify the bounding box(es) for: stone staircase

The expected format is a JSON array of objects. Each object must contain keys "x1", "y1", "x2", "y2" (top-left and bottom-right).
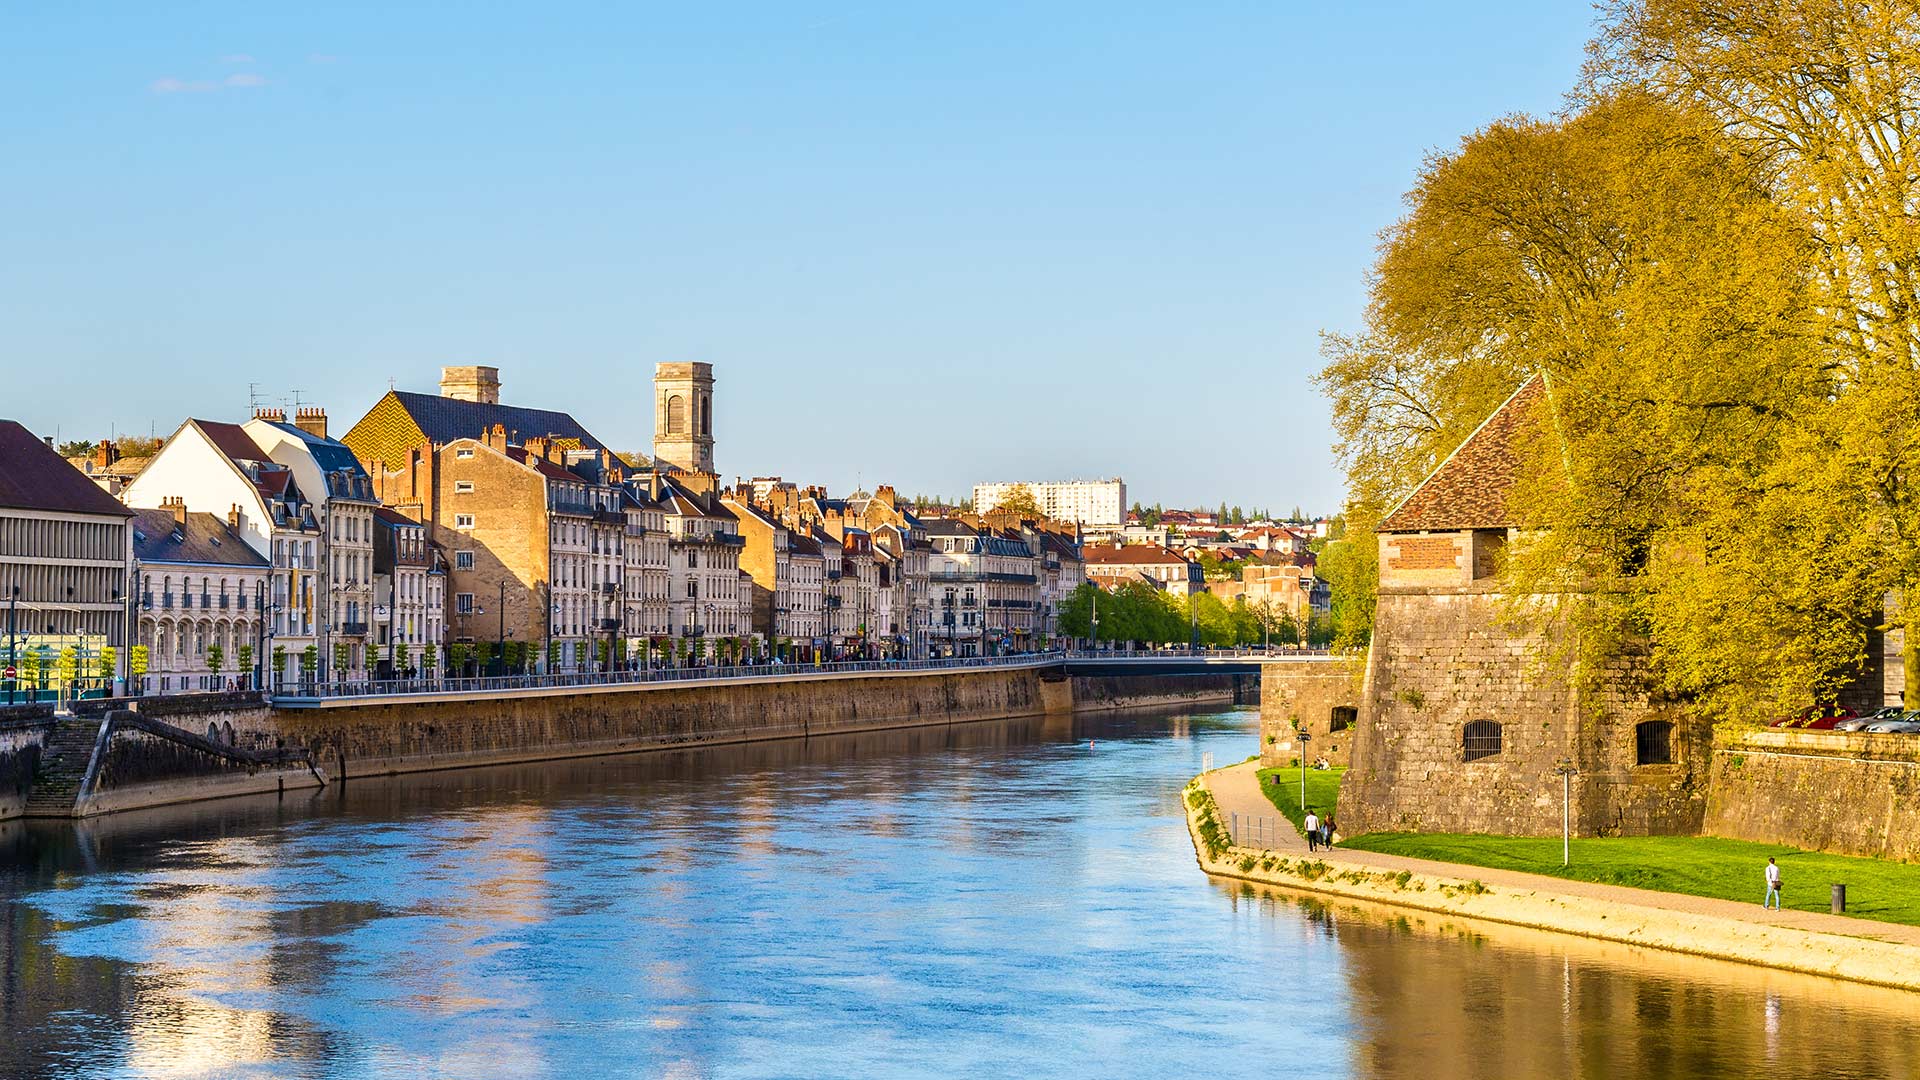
[{"x1": 24, "y1": 718, "x2": 104, "y2": 817}]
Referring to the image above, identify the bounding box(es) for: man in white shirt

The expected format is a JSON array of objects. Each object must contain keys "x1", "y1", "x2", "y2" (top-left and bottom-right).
[
  {"x1": 1764, "y1": 857, "x2": 1782, "y2": 909},
  {"x1": 1304, "y1": 810, "x2": 1321, "y2": 852}
]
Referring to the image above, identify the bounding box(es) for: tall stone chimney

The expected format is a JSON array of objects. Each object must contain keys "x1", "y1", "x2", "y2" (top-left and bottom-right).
[
  {"x1": 441, "y1": 365, "x2": 502, "y2": 404},
  {"x1": 293, "y1": 406, "x2": 328, "y2": 440}
]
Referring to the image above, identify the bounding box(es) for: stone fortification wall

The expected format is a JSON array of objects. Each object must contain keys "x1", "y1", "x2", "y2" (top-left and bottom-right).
[
  {"x1": 1706, "y1": 729, "x2": 1920, "y2": 861},
  {"x1": 0, "y1": 704, "x2": 54, "y2": 820},
  {"x1": 1342, "y1": 585, "x2": 1709, "y2": 837},
  {"x1": 1068, "y1": 673, "x2": 1245, "y2": 713},
  {"x1": 277, "y1": 667, "x2": 1054, "y2": 780},
  {"x1": 1259, "y1": 661, "x2": 1359, "y2": 768}
]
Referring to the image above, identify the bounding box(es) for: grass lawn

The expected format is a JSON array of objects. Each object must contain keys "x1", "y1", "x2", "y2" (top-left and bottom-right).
[
  {"x1": 1255, "y1": 765, "x2": 1345, "y2": 837},
  {"x1": 1340, "y1": 831, "x2": 1920, "y2": 926}
]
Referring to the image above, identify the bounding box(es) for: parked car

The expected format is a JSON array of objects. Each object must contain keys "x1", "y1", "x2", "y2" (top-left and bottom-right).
[
  {"x1": 1837, "y1": 707, "x2": 1903, "y2": 731},
  {"x1": 1771, "y1": 704, "x2": 1857, "y2": 729},
  {"x1": 1865, "y1": 716, "x2": 1920, "y2": 733}
]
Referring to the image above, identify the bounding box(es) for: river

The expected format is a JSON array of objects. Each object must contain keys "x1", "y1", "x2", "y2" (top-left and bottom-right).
[{"x1": 2, "y1": 705, "x2": 1917, "y2": 1079}]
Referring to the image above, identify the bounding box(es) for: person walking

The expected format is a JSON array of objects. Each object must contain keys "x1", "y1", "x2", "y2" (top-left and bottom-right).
[
  {"x1": 1764, "y1": 857, "x2": 1782, "y2": 909},
  {"x1": 1303, "y1": 810, "x2": 1320, "y2": 852},
  {"x1": 1322, "y1": 815, "x2": 1337, "y2": 849}
]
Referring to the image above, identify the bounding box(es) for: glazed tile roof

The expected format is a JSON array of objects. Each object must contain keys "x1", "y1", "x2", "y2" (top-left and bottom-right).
[
  {"x1": 130, "y1": 507, "x2": 268, "y2": 567},
  {"x1": 1380, "y1": 375, "x2": 1546, "y2": 533},
  {"x1": 342, "y1": 390, "x2": 606, "y2": 470},
  {"x1": 0, "y1": 420, "x2": 134, "y2": 516}
]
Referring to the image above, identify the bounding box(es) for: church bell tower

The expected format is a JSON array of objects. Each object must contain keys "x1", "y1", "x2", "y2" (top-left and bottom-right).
[{"x1": 653, "y1": 362, "x2": 715, "y2": 474}]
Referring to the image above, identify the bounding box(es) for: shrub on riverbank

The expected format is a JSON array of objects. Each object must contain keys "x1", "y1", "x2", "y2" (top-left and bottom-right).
[{"x1": 1341, "y1": 832, "x2": 1920, "y2": 926}]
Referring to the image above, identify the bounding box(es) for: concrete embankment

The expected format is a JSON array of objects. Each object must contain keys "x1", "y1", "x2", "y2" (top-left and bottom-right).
[{"x1": 1182, "y1": 773, "x2": 1920, "y2": 992}]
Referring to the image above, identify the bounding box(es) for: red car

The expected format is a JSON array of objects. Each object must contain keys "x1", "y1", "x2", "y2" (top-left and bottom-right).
[{"x1": 1770, "y1": 704, "x2": 1856, "y2": 729}]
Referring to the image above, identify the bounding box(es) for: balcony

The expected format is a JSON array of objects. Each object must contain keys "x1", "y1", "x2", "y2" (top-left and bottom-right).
[
  {"x1": 597, "y1": 618, "x2": 621, "y2": 631},
  {"x1": 598, "y1": 582, "x2": 619, "y2": 595},
  {"x1": 594, "y1": 510, "x2": 626, "y2": 526},
  {"x1": 218, "y1": 595, "x2": 231, "y2": 609},
  {"x1": 141, "y1": 592, "x2": 153, "y2": 610},
  {"x1": 340, "y1": 621, "x2": 370, "y2": 636}
]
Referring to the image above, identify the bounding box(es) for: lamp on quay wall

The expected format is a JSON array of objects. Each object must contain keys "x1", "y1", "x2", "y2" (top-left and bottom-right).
[{"x1": 1553, "y1": 757, "x2": 1578, "y2": 866}]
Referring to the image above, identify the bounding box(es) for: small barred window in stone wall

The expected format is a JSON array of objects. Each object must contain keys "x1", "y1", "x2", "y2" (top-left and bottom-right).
[
  {"x1": 1462, "y1": 719, "x2": 1502, "y2": 762},
  {"x1": 1636, "y1": 720, "x2": 1674, "y2": 765}
]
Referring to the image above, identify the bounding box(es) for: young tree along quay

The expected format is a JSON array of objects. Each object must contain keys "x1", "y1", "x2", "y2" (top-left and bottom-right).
[{"x1": 1319, "y1": 49, "x2": 1875, "y2": 718}]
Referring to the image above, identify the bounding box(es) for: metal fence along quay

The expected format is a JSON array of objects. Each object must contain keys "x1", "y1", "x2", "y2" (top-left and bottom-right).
[{"x1": 265, "y1": 646, "x2": 1335, "y2": 704}]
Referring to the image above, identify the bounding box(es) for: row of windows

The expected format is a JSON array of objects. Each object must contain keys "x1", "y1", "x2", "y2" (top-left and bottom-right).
[
  {"x1": 1460, "y1": 719, "x2": 1674, "y2": 766},
  {"x1": 0, "y1": 515, "x2": 124, "y2": 561}
]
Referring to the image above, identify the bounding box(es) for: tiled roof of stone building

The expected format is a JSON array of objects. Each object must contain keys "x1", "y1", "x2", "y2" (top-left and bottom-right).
[
  {"x1": 0, "y1": 420, "x2": 134, "y2": 516},
  {"x1": 129, "y1": 508, "x2": 269, "y2": 567},
  {"x1": 1380, "y1": 375, "x2": 1547, "y2": 533}
]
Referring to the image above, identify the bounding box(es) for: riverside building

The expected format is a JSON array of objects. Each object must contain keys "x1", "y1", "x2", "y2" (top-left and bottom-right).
[{"x1": 0, "y1": 420, "x2": 136, "y2": 692}]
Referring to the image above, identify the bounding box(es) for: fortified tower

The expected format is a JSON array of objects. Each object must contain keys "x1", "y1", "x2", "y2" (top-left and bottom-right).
[{"x1": 653, "y1": 362, "x2": 715, "y2": 474}]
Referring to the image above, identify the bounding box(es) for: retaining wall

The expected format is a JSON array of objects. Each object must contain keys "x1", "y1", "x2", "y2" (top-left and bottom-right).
[
  {"x1": 1067, "y1": 673, "x2": 1247, "y2": 713},
  {"x1": 1706, "y1": 728, "x2": 1920, "y2": 861},
  {"x1": 0, "y1": 704, "x2": 54, "y2": 820},
  {"x1": 279, "y1": 666, "x2": 1056, "y2": 780}
]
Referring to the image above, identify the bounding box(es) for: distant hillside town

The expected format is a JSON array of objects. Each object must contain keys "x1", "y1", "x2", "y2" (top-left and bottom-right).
[{"x1": 0, "y1": 365, "x2": 1330, "y2": 696}]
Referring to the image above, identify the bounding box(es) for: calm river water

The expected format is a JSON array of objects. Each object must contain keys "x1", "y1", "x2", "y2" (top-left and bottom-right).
[{"x1": 4, "y1": 705, "x2": 1918, "y2": 1079}]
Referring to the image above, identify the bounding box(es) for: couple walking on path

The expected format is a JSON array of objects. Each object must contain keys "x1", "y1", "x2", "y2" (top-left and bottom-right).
[{"x1": 1303, "y1": 810, "x2": 1334, "y2": 852}]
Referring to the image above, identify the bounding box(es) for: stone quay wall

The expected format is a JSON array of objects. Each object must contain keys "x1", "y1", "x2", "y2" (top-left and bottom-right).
[
  {"x1": 0, "y1": 704, "x2": 54, "y2": 820},
  {"x1": 1342, "y1": 586, "x2": 1709, "y2": 838},
  {"x1": 1260, "y1": 660, "x2": 1360, "y2": 768},
  {"x1": 1706, "y1": 728, "x2": 1920, "y2": 862},
  {"x1": 279, "y1": 667, "x2": 1057, "y2": 781}
]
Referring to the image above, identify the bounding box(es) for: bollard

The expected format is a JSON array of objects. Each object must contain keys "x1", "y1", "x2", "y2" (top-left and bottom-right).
[{"x1": 1832, "y1": 883, "x2": 1847, "y2": 914}]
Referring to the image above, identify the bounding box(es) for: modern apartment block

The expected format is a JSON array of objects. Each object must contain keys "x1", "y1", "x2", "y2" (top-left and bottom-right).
[{"x1": 973, "y1": 478, "x2": 1125, "y2": 529}]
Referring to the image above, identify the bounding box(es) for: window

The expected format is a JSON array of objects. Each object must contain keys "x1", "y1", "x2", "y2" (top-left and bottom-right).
[
  {"x1": 1636, "y1": 720, "x2": 1675, "y2": 766},
  {"x1": 455, "y1": 480, "x2": 475, "y2": 494},
  {"x1": 456, "y1": 593, "x2": 475, "y2": 614},
  {"x1": 1462, "y1": 720, "x2": 1502, "y2": 763},
  {"x1": 455, "y1": 514, "x2": 475, "y2": 530},
  {"x1": 666, "y1": 394, "x2": 686, "y2": 434},
  {"x1": 456, "y1": 448, "x2": 475, "y2": 459},
  {"x1": 1329, "y1": 706, "x2": 1356, "y2": 734},
  {"x1": 455, "y1": 550, "x2": 475, "y2": 570}
]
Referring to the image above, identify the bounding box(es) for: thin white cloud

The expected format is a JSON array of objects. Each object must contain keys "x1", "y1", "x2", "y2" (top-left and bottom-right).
[
  {"x1": 220, "y1": 53, "x2": 255, "y2": 64},
  {"x1": 225, "y1": 72, "x2": 267, "y2": 88},
  {"x1": 150, "y1": 77, "x2": 217, "y2": 94}
]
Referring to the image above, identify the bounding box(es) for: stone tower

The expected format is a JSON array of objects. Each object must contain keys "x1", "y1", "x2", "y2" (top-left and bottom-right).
[
  {"x1": 440, "y1": 365, "x2": 501, "y2": 404},
  {"x1": 653, "y1": 362, "x2": 715, "y2": 473}
]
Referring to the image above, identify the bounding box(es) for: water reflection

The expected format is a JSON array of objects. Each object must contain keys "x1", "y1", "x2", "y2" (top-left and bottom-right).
[{"x1": 2, "y1": 706, "x2": 1916, "y2": 1079}]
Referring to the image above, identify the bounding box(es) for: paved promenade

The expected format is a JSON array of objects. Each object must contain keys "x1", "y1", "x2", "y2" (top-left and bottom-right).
[{"x1": 1202, "y1": 760, "x2": 1920, "y2": 947}]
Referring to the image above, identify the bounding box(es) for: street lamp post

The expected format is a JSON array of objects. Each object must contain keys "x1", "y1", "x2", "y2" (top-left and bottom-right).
[
  {"x1": 1298, "y1": 730, "x2": 1313, "y2": 813},
  {"x1": 1554, "y1": 757, "x2": 1578, "y2": 866},
  {"x1": 1089, "y1": 586, "x2": 1098, "y2": 652},
  {"x1": 6, "y1": 583, "x2": 17, "y2": 706},
  {"x1": 496, "y1": 581, "x2": 506, "y2": 677}
]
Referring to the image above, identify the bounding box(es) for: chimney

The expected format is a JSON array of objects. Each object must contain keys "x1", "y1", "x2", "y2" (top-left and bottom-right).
[
  {"x1": 227, "y1": 503, "x2": 242, "y2": 529},
  {"x1": 440, "y1": 365, "x2": 501, "y2": 404},
  {"x1": 167, "y1": 497, "x2": 188, "y2": 527},
  {"x1": 253, "y1": 406, "x2": 287, "y2": 423},
  {"x1": 524, "y1": 436, "x2": 548, "y2": 462},
  {"x1": 293, "y1": 406, "x2": 328, "y2": 440},
  {"x1": 92, "y1": 442, "x2": 117, "y2": 468},
  {"x1": 485, "y1": 424, "x2": 509, "y2": 453}
]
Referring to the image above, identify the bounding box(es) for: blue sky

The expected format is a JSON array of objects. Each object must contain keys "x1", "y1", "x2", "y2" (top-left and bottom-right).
[{"x1": 0, "y1": 3, "x2": 1594, "y2": 514}]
